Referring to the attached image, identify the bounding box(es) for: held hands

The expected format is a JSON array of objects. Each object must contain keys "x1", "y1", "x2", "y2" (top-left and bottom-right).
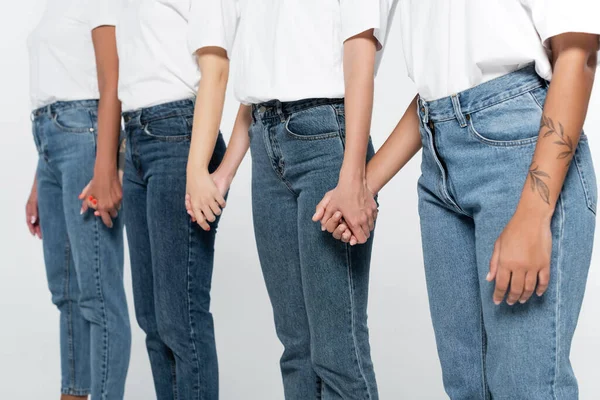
[
  {"x1": 487, "y1": 208, "x2": 552, "y2": 305},
  {"x1": 79, "y1": 167, "x2": 122, "y2": 228},
  {"x1": 312, "y1": 176, "x2": 377, "y2": 245},
  {"x1": 185, "y1": 168, "x2": 229, "y2": 231}
]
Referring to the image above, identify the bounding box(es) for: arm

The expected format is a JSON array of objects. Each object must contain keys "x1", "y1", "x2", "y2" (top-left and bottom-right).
[
  {"x1": 324, "y1": 96, "x2": 422, "y2": 243},
  {"x1": 79, "y1": 25, "x2": 122, "y2": 228},
  {"x1": 186, "y1": 47, "x2": 231, "y2": 231},
  {"x1": 490, "y1": 32, "x2": 599, "y2": 305},
  {"x1": 312, "y1": 30, "x2": 379, "y2": 245}
]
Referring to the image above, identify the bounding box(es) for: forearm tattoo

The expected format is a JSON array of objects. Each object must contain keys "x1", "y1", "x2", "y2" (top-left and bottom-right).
[
  {"x1": 528, "y1": 162, "x2": 551, "y2": 204},
  {"x1": 540, "y1": 115, "x2": 575, "y2": 165}
]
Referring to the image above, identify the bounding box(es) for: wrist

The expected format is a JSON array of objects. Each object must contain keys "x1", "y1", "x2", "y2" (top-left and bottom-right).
[
  {"x1": 94, "y1": 162, "x2": 117, "y2": 178},
  {"x1": 339, "y1": 164, "x2": 366, "y2": 183},
  {"x1": 514, "y1": 200, "x2": 554, "y2": 224}
]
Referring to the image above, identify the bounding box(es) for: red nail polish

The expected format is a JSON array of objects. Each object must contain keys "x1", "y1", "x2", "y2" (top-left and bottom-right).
[
  {"x1": 92, "y1": 199, "x2": 97, "y2": 205},
  {"x1": 88, "y1": 196, "x2": 94, "y2": 201}
]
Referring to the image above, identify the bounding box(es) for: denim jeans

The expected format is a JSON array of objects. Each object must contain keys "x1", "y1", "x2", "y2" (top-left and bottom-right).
[
  {"x1": 250, "y1": 99, "x2": 378, "y2": 400},
  {"x1": 32, "y1": 100, "x2": 131, "y2": 399},
  {"x1": 417, "y1": 64, "x2": 597, "y2": 399},
  {"x1": 122, "y1": 98, "x2": 226, "y2": 400}
]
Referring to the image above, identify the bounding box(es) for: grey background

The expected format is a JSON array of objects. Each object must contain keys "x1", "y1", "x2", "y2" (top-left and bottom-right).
[{"x1": 1, "y1": 1, "x2": 599, "y2": 398}]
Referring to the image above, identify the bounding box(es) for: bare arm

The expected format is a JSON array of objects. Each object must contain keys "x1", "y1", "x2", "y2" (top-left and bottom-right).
[
  {"x1": 490, "y1": 32, "x2": 599, "y2": 305},
  {"x1": 212, "y1": 104, "x2": 251, "y2": 185},
  {"x1": 80, "y1": 25, "x2": 122, "y2": 228},
  {"x1": 313, "y1": 30, "x2": 380, "y2": 245}
]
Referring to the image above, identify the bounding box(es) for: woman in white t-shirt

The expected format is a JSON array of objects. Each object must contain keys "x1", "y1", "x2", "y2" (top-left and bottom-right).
[
  {"x1": 319, "y1": 0, "x2": 600, "y2": 397},
  {"x1": 26, "y1": 0, "x2": 130, "y2": 399}
]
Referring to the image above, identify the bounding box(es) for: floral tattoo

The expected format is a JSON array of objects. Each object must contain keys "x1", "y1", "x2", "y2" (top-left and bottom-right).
[{"x1": 528, "y1": 162, "x2": 551, "y2": 205}]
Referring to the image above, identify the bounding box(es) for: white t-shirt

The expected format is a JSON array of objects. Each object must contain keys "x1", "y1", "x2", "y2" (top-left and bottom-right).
[
  {"x1": 28, "y1": 0, "x2": 118, "y2": 110},
  {"x1": 117, "y1": 0, "x2": 206, "y2": 112},
  {"x1": 398, "y1": 0, "x2": 600, "y2": 101},
  {"x1": 189, "y1": 0, "x2": 397, "y2": 104}
]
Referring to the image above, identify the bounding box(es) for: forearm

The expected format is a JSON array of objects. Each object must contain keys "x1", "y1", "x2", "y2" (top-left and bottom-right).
[
  {"x1": 340, "y1": 30, "x2": 378, "y2": 181},
  {"x1": 94, "y1": 92, "x2": 121, "y2": 174},
  {"x1": 518, "y1": 34, "x2": 598, "y2": 219},
  {"x1": 215, "y1": 104, "x2": 251, "y2": 181},
  {"x1": 188, "y1": 48, "x2": 229, "y2": 173},
  {"x1": 366, "y1": 96, "x2": 421, "y2": 194}
]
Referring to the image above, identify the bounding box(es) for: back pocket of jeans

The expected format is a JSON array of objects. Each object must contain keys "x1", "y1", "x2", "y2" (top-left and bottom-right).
[
  {"x1": 143, "y1": 115, "x2": 191, "y2": 142},
  {"x1": 468, "y1": 90, "x2": 543, "y2": 146},
  {"x1": 52, "y1": 108, "x2": 94, "y2": 133},
  {"x1": 285, "y1": 105, "x2": 340, "y2": 140},
  {"x1": 574, "y1": 138, "x2": 597, "y2": 214}
]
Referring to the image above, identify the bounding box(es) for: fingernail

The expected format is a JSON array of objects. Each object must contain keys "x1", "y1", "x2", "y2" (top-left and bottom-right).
[
  {"x1": 321, "y1": 226, "x2": 325, "y2": 231},
  {"x1": 493, "y1": 300, "x2": 501, "y2": 305},
  {"x1": 88, "y1": 196, "x2": 94, "y2": 201},
  {"x1": 485, "y1": 273, "x2": 491, "y2": 281},
  {"x1": 92, "y1": 199, "x2": 97, "y2": 205},
  {"x1": 80, "y1": 208, "x2": 84, "y2": 215},
  {"x1": 519, "y1": 299, "x2": 526, "y2": 304},
  {"x1": 30, "y1": 216, "x2": 37, "y2": 224}
]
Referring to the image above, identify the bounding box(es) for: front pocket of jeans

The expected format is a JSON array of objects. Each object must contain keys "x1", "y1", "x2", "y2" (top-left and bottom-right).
[
  {"x1": 284, "y1": 105, "x2": 340, "y2": 140},
  {"x1": 574, "y1": 138, "x2": 597, "y2": 214},
  {"x1": 51, "y1": 109, "x2": 94, "y2": 133},
  {"x1": 142, "y1": 115, "x2": 191, "y2": 142},
  {"x1": 467, "y1": 90, "x2": 543, "y2": 147}
]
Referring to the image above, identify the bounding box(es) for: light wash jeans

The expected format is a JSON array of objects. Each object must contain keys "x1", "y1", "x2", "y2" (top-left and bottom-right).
[
  {"x1": 122, "y1": 99, "x2": 226, "y2": 400},
  {"x1": 250, "y1": 99, "x2": 378, "y2": 400},
  {"x1": 32, "y1": 100, "x2": 131, "y2": 399},
  {"x1": 417, "y1": 64, "x2": 596, "y2": 399}
]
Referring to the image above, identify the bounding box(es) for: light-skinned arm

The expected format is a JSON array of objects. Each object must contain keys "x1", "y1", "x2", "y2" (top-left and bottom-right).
[
  {"x1": 79, "y1": 25, "x2": 122, "y2": 228},
  {"x1": 312, "y1": 30, "x2": 380, "y2": 245},
  {"x1": 489, "y1": 33, "x2": 599, "y2": 305}
]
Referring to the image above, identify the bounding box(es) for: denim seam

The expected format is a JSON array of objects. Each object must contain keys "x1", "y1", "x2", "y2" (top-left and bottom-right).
[
  {"x1": 574, "y1": 147, "x2": 597, "y2": 215},
  {"x1": 528, "y1": 91, "x2": 545, "y2": 111},
  {"x1": 479, "y1": 307, "x2": 489, "y2": 400},
  {"x1": 263, "y1": 124, "x2": 298, "y2": 196},
  {"x1": 64, "y1": 241, "x2": 76, "y2": 390},
  {"x1": 187, "y1": 219, "x2": 203, "y2": 400},
  {"x1": 467, "y1": 118, "x2": 538, "y2": 147},
  {"x1": 283, "y1": 108, "x2": 340, "y2": 141},
  {"x1": 345, "y1": 245, "x2": 372, "y2": 400},
  {"x1": 93, "y1": 217, "x2": 110, "y2": 399},
  {"x1": 50, "y1": 111, "x2": 95, "y2": 134},
  {"x1": 171, "y1": 358, "x2": 179, "y2": 400},
  {"x1": 551, "y1": 196, "x2": 564, "y2": 400},
  {"x1": 142, "y1": 123, "x2": 191, "y2": 142},
  {"x1": 61, "y1": 387, "x2": 91, "y2": 396}
]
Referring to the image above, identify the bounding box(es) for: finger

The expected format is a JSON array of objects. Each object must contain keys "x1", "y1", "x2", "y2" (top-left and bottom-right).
[
  {"x1": 209, "y1": 200, "x2": 222, "y2": 217},
  {"x1": 333, "y1": 223, "x2": 348, "y2": 240},
  {"x1": 325, "y1": 212, "x2": 343, "y2": 233},
  {"x1": 312, "y1": 193, "x2": 331, "y2": 222},
  {"x1": 536, "y1": 268, "x2": 550, "y2": 297},
  {"x1": 487, "y1": 243, "x2": 500, "y2": 282},
  {"x1": 519, "y1": 272, "x2": 538, "y2": 304},
  {"x1": 341, "y1": 229, "x2": 352, "y2": 243},
  {"x1": 215, "y1": 193, "x2": 227, "y2": 209},
  {"x1": 194, "y1": 209, "x2": 211, "y2": 231},
  {"x1": 99, "y1": 211, "x2": 113, "y2": 228},
  {"x1": 493, "y1": 268, "x2": 511, "y2": 305},
  {"x1": 349, "y1": 235, "x2": 358, "y2": 246},
  {"x1": 109, "y1": 208, "x2": 118, "y2": 219},
  {"x1": 26, "y1": 214, "x2": 36, "y2": 236},
  {"x1": 367, "y1": 213, "x2": 375, "y2": 232},
  {"x1": 185, "y1": 196, "x2": 192, "y2": 213},
  {"x1": 79, "y1": 182, "x2": 91, "y2": 200},
  {"x1": 34, "y1": 224, "x2": 42, "y2": 239},
  {"x1": 506, "y1": 270, "x2": 525, "y2": 306},
  {"x1": 201, "y1": 205, "x2": 216, "y2": 223},
  {"x1": 186, "y1": 208, "x2": 196, "y2": 222}
]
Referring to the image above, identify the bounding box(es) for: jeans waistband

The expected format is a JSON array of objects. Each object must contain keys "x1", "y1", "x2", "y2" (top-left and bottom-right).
[
  {"x1": 418, "y1": 63, "x2": 546, "y2": 124},
  {"x1": 252, "y1": 98, "x2": 344, "y2": 122},
  {"x1": 123, "y1": 98, "x2": 196, "y2": 127},
  {"x1": 32, "y1": 99, "x2": 99, "y2": 119}
]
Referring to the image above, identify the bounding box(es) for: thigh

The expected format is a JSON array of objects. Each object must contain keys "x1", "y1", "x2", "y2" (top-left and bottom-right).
[{"x1": 417, "y1": 182, "x2": 487, "y2": 400}]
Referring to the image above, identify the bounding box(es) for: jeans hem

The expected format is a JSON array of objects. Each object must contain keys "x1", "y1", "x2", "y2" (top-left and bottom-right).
[{"x1": 61, "y1": 387, "x2": 90, "y2": 396}]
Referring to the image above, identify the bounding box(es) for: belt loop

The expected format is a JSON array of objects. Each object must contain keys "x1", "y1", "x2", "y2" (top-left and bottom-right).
[
  {"x1": 276, "y1": 101, "x2": 285, "y2": 123},
  {"x1": 419, "y1": 97, "x2": 429, "y2": 124},
  {"x1": 451, "y1": 94, "x2": 467, "y2": 128}
]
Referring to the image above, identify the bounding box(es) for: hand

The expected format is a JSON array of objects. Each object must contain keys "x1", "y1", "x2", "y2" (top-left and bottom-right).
[
  {"x1": 312, "y1": 175, "x2": 377, "y2": 245},
  {"x1": 487, "y1": 208, "x2": 552, "y2": 305},
  {"x1": 26, "y1": 184, "x2": 42, "y2": 239},
  {"x1": 79, "y1": 167, "x2": 122, "y2": 228},
  {"x1": 186, "y1": 168, "x2": 229, "y2": 231}
]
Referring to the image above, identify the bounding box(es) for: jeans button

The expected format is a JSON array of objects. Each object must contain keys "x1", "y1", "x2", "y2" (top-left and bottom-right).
[{"x1": 259, "y1": 106, "x2": 267, "y2": 113}]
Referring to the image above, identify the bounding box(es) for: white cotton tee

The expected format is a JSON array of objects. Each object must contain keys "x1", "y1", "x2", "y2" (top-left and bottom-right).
[
  {"x1": 189, "y1": 0, "x2": 398, "y2": 104},
  {"x1": 398, "y1": 0, "x2": 600, "y2": 100},
  {"x1": 28, "y1": 0, "x2": 118, "y2": 110}
]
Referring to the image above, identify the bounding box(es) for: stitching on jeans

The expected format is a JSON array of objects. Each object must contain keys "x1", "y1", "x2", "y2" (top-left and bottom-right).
[
  {"x1": 479, "y1": 306, "x2": 489, "y2": 400},
  {"x1": 92, "y1": 217, "x2": 110, "y2": 399},
  {"x1": 187, "y1": 219, "x2": 203, "y2": 400},
  {"x1": 64, "y1": 241, "x2": 76, "y2": 390},
  {"x1": 551, "y1": 196, "x2": 564, "y2": 400},
  {"x1": 574, "y1": 145, "x2": 597, "y2": 215},
  {"x1": 345, "y1": 245, "x2": 372, "y2": 399},
  {"x1": 171, "y1": 356, "x2": 179, "y2": 400}
]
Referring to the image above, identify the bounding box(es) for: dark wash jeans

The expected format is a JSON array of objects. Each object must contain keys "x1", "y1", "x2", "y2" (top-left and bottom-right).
[
  {"x1": 250, "y1": 99, "x2": 378, "y2": 400},
  {"x1": 122, "y1": 98, "x2": 226, "y2": 400},
  {"x1": 418, "y1": 64, "x2": 597, "y2": 399},
  {"x1": 32, "y1": 100, "x2": 131, "y2": 399}
]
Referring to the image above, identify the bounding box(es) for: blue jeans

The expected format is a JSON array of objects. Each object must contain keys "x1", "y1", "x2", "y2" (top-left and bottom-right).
[
  {"x1": 250, "y1": 99, "x2": 378, "y2": 400},
  {"x1": 32, "y1": 100, "x2": 131, "y2": 399},
  {"x1": 417, "y1": 65, "x2": 597, "y2": 399},
  {"x1": 122, "y1": 99, "x2": 226, "y2": 400}
]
